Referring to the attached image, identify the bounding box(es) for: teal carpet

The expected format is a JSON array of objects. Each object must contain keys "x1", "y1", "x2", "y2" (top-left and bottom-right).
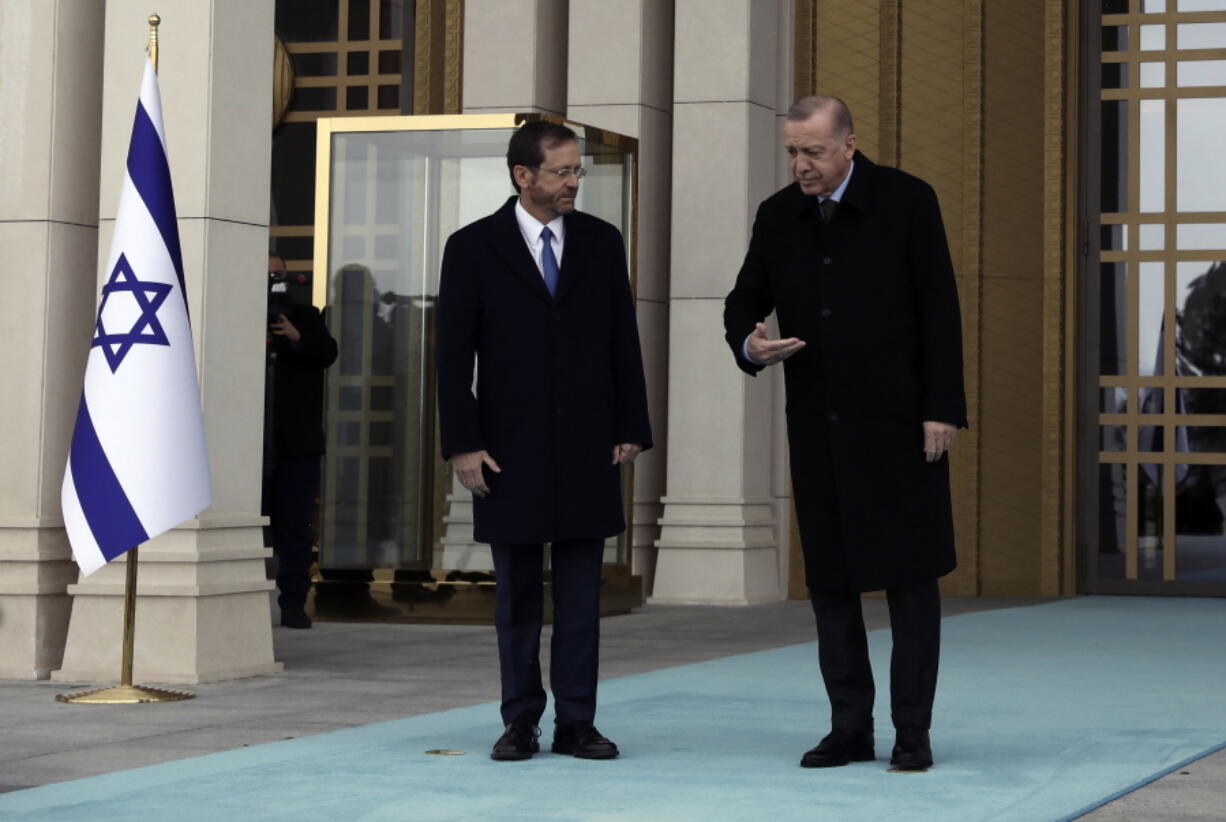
[{"x1": 2, "y1": 597, "x2": 1224, "y2": 821}]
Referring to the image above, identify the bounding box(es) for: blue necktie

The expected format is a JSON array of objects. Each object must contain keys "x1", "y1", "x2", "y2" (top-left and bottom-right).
[{"x1": 540, "y1": 226, "x2": 559, "y2": 298}]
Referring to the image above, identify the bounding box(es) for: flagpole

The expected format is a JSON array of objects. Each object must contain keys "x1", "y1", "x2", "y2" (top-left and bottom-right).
[{"x1": 58, "y1": 13, "x2": 194, "y2": 705}]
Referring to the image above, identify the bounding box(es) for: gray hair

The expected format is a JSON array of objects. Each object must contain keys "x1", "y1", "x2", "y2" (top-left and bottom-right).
[{"x1": 786, "y1": 95, "x2": 854, "y2": 136}]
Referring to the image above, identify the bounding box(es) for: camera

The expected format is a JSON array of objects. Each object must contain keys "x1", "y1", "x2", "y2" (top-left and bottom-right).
[{"x1": 267, "y1": 270, "x2": 300, "y2": 320}]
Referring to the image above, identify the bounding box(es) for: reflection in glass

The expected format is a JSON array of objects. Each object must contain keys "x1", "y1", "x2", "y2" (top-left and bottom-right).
[
  {"x1": 1102, "y1": 426, "x2": 1128, "y2": 451},
  {"x1": 1102, "y1": 224, "x2": 1128, "y2": 250},
  {"x1": 1141, "y1": 62, "x2": 1166, "y2": 87},
  {"x1": 1175, "y1": 465, "x2": 1226, "y2": 581},
  {"x1": 1176, "y1": 260, "x2": 1226, "y2": 377},
  {"x1": 1098, "y1": 463, "x2": 1126, "y2": 580},
  {"x1": 1138, "y1": 464, "x2": 1165, "y2": 580},
  {"x1": 1140, "y1": 100, "x2": 1165, "y2": 212},
  {"x1": 1140, "y1": 24, "x2": 1166, "y2": 50},
  {"x1": 1178, "y1": 60, "x2": 1226, "y2": 87},
  {"x1": 1103, "y1": 62, "x2": 1127, "y2": 89},
  {"x1": 1102, "y1": 25, "x2": 1130, "y2": 51},
  {"x1": 1178, "y1": 22, "x2": 1226, "y2": 49},
  {"x1": 1138, "y1": 261, "x2": 1165, "y2": 375},
  {"x1": 1179, "y1": 0, "x2": 1226, "y2": 8},
  {"x1": 1101, "y1": 386, "x2": 1128, "y2": 413},
  {"x1": 1101, "y1": 101, "x2": 1128, "y2": 213},
  {"x1": 1139, "y1": 224, "x2": 1164, "y2": 250},
  {"x1": 1177, "y1": 98, "x2": 1226, "y2": 212},
  {"x1": 1139, "y1": 424, "x2": 1163, "y2": 450},
  {"x1": 1177, "y1": 224, "x2": 1226, "y2": 250},
  {"x1": 1144, "y1": 0, "x2": 1166, "y2": 10},
  {"x1": 1101, "y1": 262, "x2": 1127, "y2": 375}
]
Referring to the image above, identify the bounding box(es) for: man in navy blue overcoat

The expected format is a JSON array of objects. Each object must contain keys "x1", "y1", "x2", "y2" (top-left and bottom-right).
[{"x1": 436, "y1": 121, "x2": 652, "y2": 761}]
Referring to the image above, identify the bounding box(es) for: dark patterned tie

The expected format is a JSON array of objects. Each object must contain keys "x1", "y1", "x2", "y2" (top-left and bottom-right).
[
  {"x1": 819, "y1": 197, "x2": 839, "y2": 224},
  {"x1": 540, "y1": 226, "x2": 559, "y2": 297}
]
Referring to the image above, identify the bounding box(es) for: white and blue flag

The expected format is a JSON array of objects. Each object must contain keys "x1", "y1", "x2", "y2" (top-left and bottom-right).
[{"x1": 61, "y1": 59, "x2": 212, "y2": 576}]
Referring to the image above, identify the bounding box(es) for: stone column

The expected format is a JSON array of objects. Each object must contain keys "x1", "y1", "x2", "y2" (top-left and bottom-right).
[
  {"x1": 0, "y1": 0, "x2": 105, "y2": 680},
  {"x1": 651, "y1": 0, "x2": 787, "y2": 605},
  {"x1": 52, "y1": 0, "x2": 281, "y2": 684},
  {"x1": 462, "y1": 0, "x2": 568, "y2": 116},
  {"x1": 567, "y1": 0, "x2": 673, "y2": 587}
]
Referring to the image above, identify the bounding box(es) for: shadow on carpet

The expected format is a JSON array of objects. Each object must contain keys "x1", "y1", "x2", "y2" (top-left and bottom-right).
[{"x1": 1, "y1": 596, "x2": 1223, "y2": 821}]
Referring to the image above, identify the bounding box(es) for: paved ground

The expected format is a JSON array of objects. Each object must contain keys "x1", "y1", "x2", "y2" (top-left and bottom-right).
[{"x1": 0, "y1": 597, "x2": 1221, "y2": 819}]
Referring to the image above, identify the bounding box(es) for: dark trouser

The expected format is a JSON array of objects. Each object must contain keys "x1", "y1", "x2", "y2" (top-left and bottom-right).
[
  {"x1": 268, "y1": 455, "x2": 321, "y2": 613},
  {"x1": 491, "y1": 539, "x2": 604, "y2": 727},
  {"x1": 810, "y1": 579, "x2": 942, "y2": 732}
]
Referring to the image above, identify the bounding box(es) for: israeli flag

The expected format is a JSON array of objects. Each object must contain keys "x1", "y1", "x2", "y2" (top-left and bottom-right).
[{"x1": 61, "y1": 60, "x2": 212, "y2": 576}]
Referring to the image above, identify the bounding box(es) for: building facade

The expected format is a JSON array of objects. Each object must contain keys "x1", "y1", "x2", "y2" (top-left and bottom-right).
[{"x1": 2, "y1": 0, "x2": 1224, "y2": 683}]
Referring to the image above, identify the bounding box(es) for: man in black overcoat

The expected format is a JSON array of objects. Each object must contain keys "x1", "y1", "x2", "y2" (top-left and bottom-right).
[
  {"x1": 264, "y1": 253, "x2": 338, "y2": 629},
  {"x1": 436, "y1": 121, "x2": 652, "y2": 761},
  {"x1": 724, "y1": 96, "x2": 967, "y2": 771}
]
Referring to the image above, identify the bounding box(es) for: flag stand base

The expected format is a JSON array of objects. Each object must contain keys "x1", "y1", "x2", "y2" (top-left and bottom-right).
[{"x1": 56, "y1": 684, "x2": 195, "y2": 704}]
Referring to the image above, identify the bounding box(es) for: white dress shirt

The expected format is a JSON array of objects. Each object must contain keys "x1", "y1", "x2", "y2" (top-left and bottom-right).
[{"x1": 514, "y1": 199, "x2": 565, "y2": 278}]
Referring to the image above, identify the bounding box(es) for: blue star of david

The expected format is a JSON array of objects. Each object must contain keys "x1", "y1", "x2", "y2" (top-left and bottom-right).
[{"x1": 91, "y1": 253, "x2": 173, "y2": 373}]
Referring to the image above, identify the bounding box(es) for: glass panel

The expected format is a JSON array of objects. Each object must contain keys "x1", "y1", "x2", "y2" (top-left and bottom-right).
[
  {"x1": 348, "y1": 51, "x2": 370, "y2": 75},
  {"x1": 1176, "y1": 260, "x2": 1226, "y2": 376},
  {"x1": 1178, "y1": 61, "x2": 1226, "y2": 87},
  {"x1": 346, "y1": 85, "x2": 369, "y2": 110},
  {"x1": 1139, "y1": 464, "x2": 1165, "y2": 580},
  {"x1": 1101, "y1": 262, "x2": 1127, "y2": 375},
  {"x1": 1178, "y1": 22, "x2": 1226, "y2": 49},
  {"x1": 1139, "y1": 223, "x2": 1165, "y2": 249},
  {"x1": 1097, "y1": 463, "x2": 1127, "y2": 580},
  {"x1": 1143, "y1": 0, "x2": 1167, "y2": 9},
  {"x1": 1102, "y1": 425, "x2": 1128, "y2": 450},
  {"x1": 292, "y1": 52, "x2": 339, "y2": 77},
  {"x1": 321, "y1": 124, "x2": 636, "y2": 572},
  {"x1": 378, "y1": 50, "x2": 401, "y2": 74},
  {"x1": 1103, "y1": 26, "x2": 1130, "y2": 52},
  {"x1": 1139, "y1": 261, "x2": 1165, "y2": 375},
  {"x1": 1139, "y1": 424, "x2": 1164, "y2": 449},
  {"x1": 1141, "y1": 24, "x2": 1167, "y2": 50},
  {"x1": 1103, "y1": 62, "x2": 1128, "y2": 89},
  {"x1": 1140, "y1": 100, "x2": 1165, "y2": 212},
  {"x1": 348, "y1": 0, "x2": 371, "y2": 40},
  {"x1": 1177, "y1": 98, "x2": 1226, "y2": 212},
  {"x1": 377, "y1": 85, "x2": 400, "y2": 110},
  {"x1": 290, "y1": 86, "x2": 338, "y2": 112},
  {"x1": 1102, "y1": 223, "x2": 1129, "y2": 250},
  {"x1": 1180, "y1": 428, "x2": 1226, "y2": 451},
  {"x1": 1140, "y1": 386, "x2": 1161, "y2": 411},
  {"x1": 1177, "y1": 224, "x2": 1226, "y2": 249},
  {"x1": 1141, "y1": 62, "x2": 1167, "y2": 87},
  {"x1": 1175, "y1": 464, "x2": 1226, "y2": 581},
  {"x1": 380, "y1": 0, "x2": 406, "y2": 39},
  {"x1": 1101, "y1": 386, "x2": 1128, "y2": 412},
  {"x1": 1101, "y1": 101, "x2": 1128, "y2": 212},
  {"x1": 275, "y1": 0, "x2": 340, "y2": 42},
  {"x1": 1179, "y1": 0, "x2": 1226, "y2": 8},
  {"x1": 1105, "y1": 0, "x2": 1131, "y2": 12},
  {"x1": 1181, "y1": 387, "x2": 1226, "y2": 413}
]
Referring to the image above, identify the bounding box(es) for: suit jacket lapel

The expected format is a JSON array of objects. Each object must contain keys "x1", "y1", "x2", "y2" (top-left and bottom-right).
[
  {"x1": 488, "y1": 196, "x2": 554, "y2": 304},
  {"x1": 554, "y1": 212, "x2": 589, "y2": 304}
]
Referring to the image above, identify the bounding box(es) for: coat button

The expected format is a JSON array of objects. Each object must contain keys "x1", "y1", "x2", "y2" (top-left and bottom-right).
[
  {"x1": 822, "y1": 257, "x2": 832, "y2": 265},
  {"x1": 821, "y1": 308, "x2": 832, "y2": 318},
  {"x1": 828, "y1": 411, "x2": 839, "y2": 422}
]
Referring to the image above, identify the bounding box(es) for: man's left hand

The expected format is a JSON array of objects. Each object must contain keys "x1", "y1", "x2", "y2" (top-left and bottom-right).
[
  {"x1": 271, "y1": 314, "x2": 301, "y2": 343},
  {"x1": 612, "y1": 443, "x2": 642, "y2": 465},
  {"x1": 922, "y1": 421, "x2": 957, "y2": 463}
]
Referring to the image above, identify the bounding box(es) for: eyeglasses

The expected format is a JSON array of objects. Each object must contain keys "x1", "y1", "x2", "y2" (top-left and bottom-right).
[{"x1": 532, "y1": 165, "x2": 587, "y2": 180}]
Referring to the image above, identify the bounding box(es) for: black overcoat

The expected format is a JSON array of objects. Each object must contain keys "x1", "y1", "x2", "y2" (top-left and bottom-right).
[
  {"x1": 724, "y1": 152, "x2": 967, "y2": 592},
  {"x1": 267, "y1": 305, "x2": 338, "y2": 459},
  {"x1": 436, "y1": 196, "x2": 653, "y2": 545}
]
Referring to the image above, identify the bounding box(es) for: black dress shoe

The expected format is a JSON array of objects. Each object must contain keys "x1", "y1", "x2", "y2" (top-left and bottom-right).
[
  {"x1": 801, "y1": 729, "x2": 875, "y2": 768},
  {"x1": 552, "y1": 723, "x2": 619, "y2": 759},
  {"x1": 889, "y1": 728, "x2": 933, "y2": 771},
  {"x1": 280, "y1": 609, "x2": 312, "y2": 629},
  {"x1": 491, "y1": 716, "x2": 541, "y2": 761}
]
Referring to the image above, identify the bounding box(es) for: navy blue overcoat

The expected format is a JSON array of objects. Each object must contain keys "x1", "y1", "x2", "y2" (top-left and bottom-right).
[
  {"x1": 724, "y1": 152, "x2": 966, "y2": 592},
  {"x1": 437, "y1": 196, "x2": 652, "y2": 545}
]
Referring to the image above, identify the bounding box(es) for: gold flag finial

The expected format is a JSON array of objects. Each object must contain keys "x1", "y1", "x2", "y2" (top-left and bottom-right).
[{"x1": 147, "y1": 13, "x2": 161, "y2": 71}]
